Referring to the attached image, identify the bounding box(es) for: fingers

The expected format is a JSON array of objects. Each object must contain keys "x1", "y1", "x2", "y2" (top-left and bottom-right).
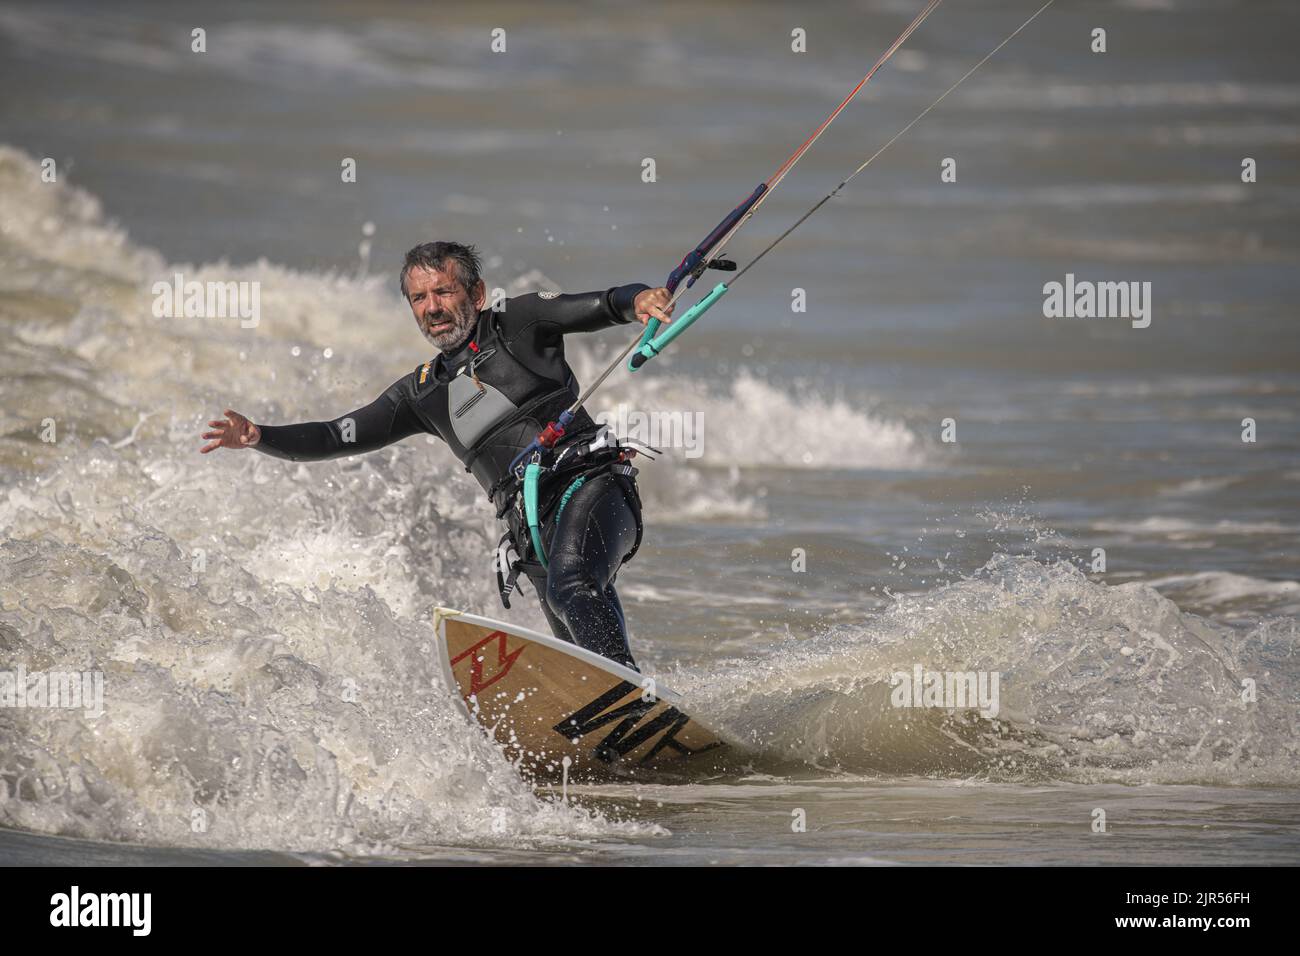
[
  {"x1": 203, "y1": 411, "x2": 237, "y2": 452},
  {"x1": 648, "y1": 291, "x2": 675, "y2": 319},
  {"x1": 635, "y1": 302, "x2": 674, "y2": 327}
]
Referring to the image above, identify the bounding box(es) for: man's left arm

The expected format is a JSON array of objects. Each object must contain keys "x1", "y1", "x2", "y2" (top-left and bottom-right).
[
  {"x1": 502, "y1": 283, "x2": 677, "y2": 343},
  {"x1": 523, "y1": 284, "x2": 649, "y2": 337}
]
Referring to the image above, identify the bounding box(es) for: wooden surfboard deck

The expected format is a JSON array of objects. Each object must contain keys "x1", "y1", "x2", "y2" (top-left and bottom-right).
[{"x1": 434, "y1": 607, "x2": 732, "y2": 783}]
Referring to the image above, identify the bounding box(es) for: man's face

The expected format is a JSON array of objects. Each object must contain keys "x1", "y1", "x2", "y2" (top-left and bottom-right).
[{"x1": 404, "y1": 265, "x2": 484, "y2": 351}]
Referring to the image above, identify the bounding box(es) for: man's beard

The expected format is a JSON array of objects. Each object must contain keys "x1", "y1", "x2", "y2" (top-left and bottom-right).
[{"x1": 418, "y1": 298, "x2": 478, "y2": 351}]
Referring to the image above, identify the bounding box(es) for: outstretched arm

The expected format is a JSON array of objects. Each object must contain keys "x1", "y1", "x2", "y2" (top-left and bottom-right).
[
  {"x1": 201, "y1": 380, "x2": 426, "y2": 462},
  {"x1": 500, "y1": 284, "x2": 676, "y2": 349}
]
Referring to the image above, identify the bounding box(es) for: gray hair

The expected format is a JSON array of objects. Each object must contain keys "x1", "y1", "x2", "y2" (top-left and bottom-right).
[{"x1": 399, "y1": 241, "x2": 483, "y2": 298}]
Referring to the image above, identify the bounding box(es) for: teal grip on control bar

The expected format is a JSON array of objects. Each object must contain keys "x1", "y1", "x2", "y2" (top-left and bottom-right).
[{"x1": 628, "y1": 282, "x2": 729, "y2": 371}]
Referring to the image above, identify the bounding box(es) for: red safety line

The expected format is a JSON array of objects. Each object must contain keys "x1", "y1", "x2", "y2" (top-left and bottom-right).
[{"x1": 764, "y1": 0, "x2": 943, "y2": 192}]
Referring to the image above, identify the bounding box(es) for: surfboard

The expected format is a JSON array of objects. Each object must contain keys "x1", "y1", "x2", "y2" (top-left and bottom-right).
[{"x1": 434, "y1": 607, "x2": 731, "y2": 782}]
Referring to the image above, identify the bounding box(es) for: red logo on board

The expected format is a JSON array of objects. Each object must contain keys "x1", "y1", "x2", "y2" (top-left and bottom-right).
[{"x1": 450, "y1": 630, "x2": 525, "y2": 695}]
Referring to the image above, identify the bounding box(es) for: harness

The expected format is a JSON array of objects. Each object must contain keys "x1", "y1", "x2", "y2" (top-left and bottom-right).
[
  {"x1": 490, "y1": 426, "x2": 653, "y2": 608},
  {"x1": 404, "y1": 311, "x2": 657, "y2": 609}
]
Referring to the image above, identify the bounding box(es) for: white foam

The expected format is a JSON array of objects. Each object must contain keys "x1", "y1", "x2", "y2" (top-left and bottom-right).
[
  {"x1": 0, "y1": 148, "x2": 664, "y2": 851},
  {"x1": 571, "y1": 342, "x2": 930, "y2": 473},
  {"x1": 960, "y1": 81, "x2": 1300, "y2": 111},
  {"x1": 1094, "y1": 517, "x2": 1298, "y2": 536},
  {"x1": 1156, "y1": 476, "x2": 1240, "y2": 497},
  {"x1": 1147, "y1": 571, "x2": 1300, "y2": 613},
  {"x1": 668, "y1": 554, "x2": 1300, "y2": 786}
]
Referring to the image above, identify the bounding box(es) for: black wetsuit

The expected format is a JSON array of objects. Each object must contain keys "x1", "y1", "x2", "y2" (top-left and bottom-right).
[{"x1": 253, "y1": 284, "x2": 650, "y2": 669}]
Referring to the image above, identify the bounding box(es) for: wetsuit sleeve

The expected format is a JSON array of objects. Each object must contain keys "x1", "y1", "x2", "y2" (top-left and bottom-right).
[
  {"x1": 503, "y1": 283, "x2": 651, "y2": 341},
  {"x1": 253, "y1": 378, "x2": 428, "y2": 462}
]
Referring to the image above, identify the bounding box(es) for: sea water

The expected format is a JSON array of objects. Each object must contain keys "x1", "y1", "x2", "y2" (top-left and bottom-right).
[{"x1": 0, "y1": 0, "x2": 1297, "y2": 864}]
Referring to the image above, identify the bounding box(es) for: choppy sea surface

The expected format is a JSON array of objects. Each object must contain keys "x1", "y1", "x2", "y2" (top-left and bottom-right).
[{"x1": 0, "y1": 0, "x2": 1297, "y2": 864}]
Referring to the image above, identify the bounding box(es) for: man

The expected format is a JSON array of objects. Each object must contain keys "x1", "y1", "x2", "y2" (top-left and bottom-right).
[{"x1": 200, "y1": 241, "x2": 674, "y2": 670}]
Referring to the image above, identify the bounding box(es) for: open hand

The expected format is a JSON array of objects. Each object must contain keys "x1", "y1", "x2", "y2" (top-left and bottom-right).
[{"x1": 200, "y1": 409, "x2": 260, "y2": 453}]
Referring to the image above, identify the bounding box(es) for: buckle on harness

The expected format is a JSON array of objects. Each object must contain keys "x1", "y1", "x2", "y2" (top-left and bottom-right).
[{"x1": 495, "y1": 531, "x2": 530, "y2": 609}]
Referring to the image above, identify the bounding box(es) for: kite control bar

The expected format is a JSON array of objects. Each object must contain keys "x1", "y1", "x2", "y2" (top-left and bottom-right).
[
  {"x1": 508, "y1": 184, "x2": 765, "y2": 471},
  {"x1": 627, "y1": 183, "x2": 764, "y2": 372},
  {"x1": 512, "y1": 0, "x2": 961, "y2": 460},
  {"x1": 665, "y1": 183, "x2": 763, "y2": 293},
  {"x1": 629, "y1": 281, "x2": 730, "y2": 370}
]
